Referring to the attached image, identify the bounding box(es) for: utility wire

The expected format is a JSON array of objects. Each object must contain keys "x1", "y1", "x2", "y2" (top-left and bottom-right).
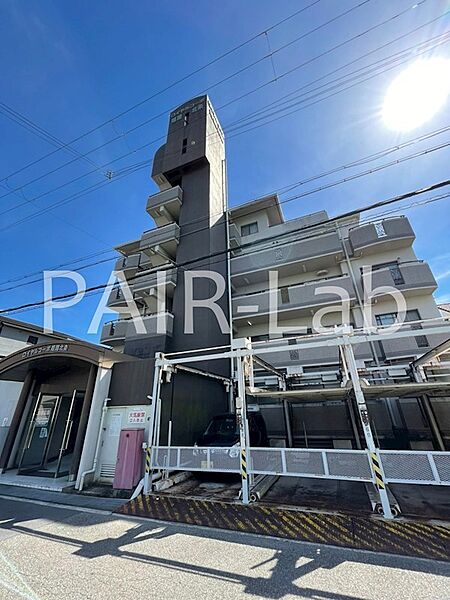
[
  {"x1": 0, "y1": 0, "x2": 323, "y2": 185},
  {"x1": 1, "y1": 25, "x2": 447, "y2": 230},
  {"x1": 0, "y1": 102, "x2": 103, "y2": 173},
  {"x1": 2, "y1": 0, "x2": 403, "y2": 203},
  {"x1": 1, "y1": 177, "x2": 449, "y2": 315},
  {"x1": 1, "y1": 120, "x2": 449, "y2": 290},
  {"x1": 2, "y1": 10, "x2": 446, "y2": 225}
]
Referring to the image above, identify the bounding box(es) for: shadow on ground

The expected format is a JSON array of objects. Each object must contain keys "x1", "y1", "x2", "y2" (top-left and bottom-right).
[{"x1": 0, "y1": 498, "x2": 449, "y2": 600}]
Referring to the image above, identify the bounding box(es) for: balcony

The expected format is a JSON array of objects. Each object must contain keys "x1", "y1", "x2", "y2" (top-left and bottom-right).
[
  {"x1": 100, "y1": 319, "x2": 128, "y2": 345},
  {"x1": 231, "y1": 231, "x2": 343, "y2": 288},
  {"x1": 232, "y1": 275, "x2": 356, "y2": 324},
  {"x1": 139, "y1": 222, "x2": 180, "y2": 267},
  {"x1": 369, "y1": 261, "x2": 437, "y2": 298},
  {"x1": 106, "y1": 285, "x2": 129, "y2": 309},
  {"x1": 349, "y1": 216, "x2": 415, "y2": 256},
  {"x1": 132, "y1": 269, "x2": 177, "y2": 311},
  {"x1": 252, "y1": 338, "x2": 372, "y2": 370},
  {"x1": 114, "y1": 253, "x2": 151, "y2": 278},
  {"x1": 100, "y1": 313, "x2": 174, "y2": 345},
  {"x1": 146, "y1": 186, "x2": 183, "y2": 227},
  {"x1": 375, "y1": 329, "x2": 450, "y2": 360},
  {"x1": 124, "y1": 312, "x2": 174, "y2": 339},
  {"x1": 229, "y1": 222, "x2": 241, "y2": 248}
]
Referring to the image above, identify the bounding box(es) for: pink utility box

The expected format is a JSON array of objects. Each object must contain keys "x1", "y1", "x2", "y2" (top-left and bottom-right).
[{"x1": 113, "y1": 428, "x2": 144, "y2": 490}]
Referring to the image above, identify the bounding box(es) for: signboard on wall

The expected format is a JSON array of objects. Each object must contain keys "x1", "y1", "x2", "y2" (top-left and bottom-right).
[{"x1": 128, "y1": 409, "x2": 146, "y2": 424}]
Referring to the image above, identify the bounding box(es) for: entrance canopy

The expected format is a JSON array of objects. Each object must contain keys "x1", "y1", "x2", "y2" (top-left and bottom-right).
[{"x1": 0, "y1": 340, "x2": 136, "y2": 382}]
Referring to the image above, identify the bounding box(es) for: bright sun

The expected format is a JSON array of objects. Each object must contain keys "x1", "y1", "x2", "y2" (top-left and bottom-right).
[{"x1": 382, "y1": 57, "x2": 450, "y2": 131}]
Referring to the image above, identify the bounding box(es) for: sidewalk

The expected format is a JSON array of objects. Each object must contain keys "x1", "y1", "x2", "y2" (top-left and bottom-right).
[{"x1": 0, "y1": 483, "x2": 126, "y2": 512}]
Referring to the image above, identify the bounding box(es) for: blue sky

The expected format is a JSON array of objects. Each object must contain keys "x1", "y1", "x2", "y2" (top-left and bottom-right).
[{"x1": 0, "y1": 0, "x2": 449, "y2": 342}]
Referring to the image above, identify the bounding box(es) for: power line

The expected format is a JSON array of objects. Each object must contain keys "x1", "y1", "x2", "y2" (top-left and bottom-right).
[
  {"x1": 2, "y1": 120, "x2": 449, "y2": 290},
  {"x1": 2, "y1": 177, "x2": 449, "y2": 315},
  {"x1": 0, "y1": 0, "x2": 323, "y2": 186},
  {"x1": 0, "y1": 0, "x2": 384, "y2": 204},
  {"x1": 1, "y1": 2, "x2": 444, "y2": 226},
  {"x1": 0, "y1": 102, "x2": 103, "y2": 173},
  {"x1": 2, "y1": 24, "x2": 447, "y2": 232}
]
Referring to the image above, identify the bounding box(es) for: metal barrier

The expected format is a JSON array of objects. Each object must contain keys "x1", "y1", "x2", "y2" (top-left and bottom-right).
[
  {"x1": 152, "y1": 446, "x2": 240, "y2": 473},
  {"x1": 379, "y1": 450, "x2": 450, "y2": 485},
  {"x1": 248, "y1": 448, "x2": 373, "y2": 481},
  {"x1": 151, "y1": 446, "x2": 450, "y2": 486}
]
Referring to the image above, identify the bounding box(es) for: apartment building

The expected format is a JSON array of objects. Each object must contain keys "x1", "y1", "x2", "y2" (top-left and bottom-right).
[
  {"x1": 1, "y1": 94, "x2": 447, "y2": 497},
  {"x1": 229, "y1": 196, "x2": 443, "y2": 368},
  {"x1": 99, "y1": 95, "x2": 448, "y2": 454}
]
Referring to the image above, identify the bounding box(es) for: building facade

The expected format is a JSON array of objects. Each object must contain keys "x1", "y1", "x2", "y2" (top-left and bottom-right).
[
  {"x1": 99, "y1": 95, "x2": 449, "y2": 455},
  {"x1": 1, "y1": 95, "x2": 448, "y2": 496}
]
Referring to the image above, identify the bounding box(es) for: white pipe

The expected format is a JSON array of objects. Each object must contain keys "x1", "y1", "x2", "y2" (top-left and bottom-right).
[
  {"x1": 78, "y1": 398, "x2": 109, "y2": 492},
  {"x1": 224, "y1": 157, "x2": 235, "y2": 410}
]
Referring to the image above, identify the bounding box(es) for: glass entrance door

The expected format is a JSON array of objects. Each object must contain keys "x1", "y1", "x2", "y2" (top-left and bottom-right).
[
  {"x1": 18, "y1": 393, "x2": 60, "y2": 475},
  {"x1": 17, "y1": 391, "x2": 83, "y2": 478}
]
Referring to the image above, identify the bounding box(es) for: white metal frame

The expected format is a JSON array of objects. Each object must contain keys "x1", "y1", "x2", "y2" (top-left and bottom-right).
[{"x1": 143, "y1": 323, "x2": 450, "y2": 518}]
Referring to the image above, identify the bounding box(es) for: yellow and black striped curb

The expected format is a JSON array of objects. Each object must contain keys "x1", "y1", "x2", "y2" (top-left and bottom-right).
[
  {"x1": 370, "y1": 452, "x2": 385, "y2": 489},
  {"x1": 116, "y1": 494, "x2": 450, "y2": 561}
]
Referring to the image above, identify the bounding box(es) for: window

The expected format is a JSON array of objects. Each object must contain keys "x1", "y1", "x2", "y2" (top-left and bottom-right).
[
  {"x1": 375, "y1": 313, "x2": 397, "y2": 327},
  {"x1": 375, "y1": 310, "x2": 428, "y2": 347},
  {"x1": 182, "y1": 137, "x2": 187, "y2": 154},
  {"x1": 27, "y1": 335, "x2": 38, "y2": 345},
  {"x1": 184, "y1": 112, "x2": 190, "y2": 126},
  {"x1": 241, "y1": 222, "x2": 258, "y2": 237}
]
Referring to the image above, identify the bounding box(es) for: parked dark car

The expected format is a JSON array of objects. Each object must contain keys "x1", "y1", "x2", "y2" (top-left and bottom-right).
[{"x1": 196, "y1": 412, "x2": 268, "y2": 447}]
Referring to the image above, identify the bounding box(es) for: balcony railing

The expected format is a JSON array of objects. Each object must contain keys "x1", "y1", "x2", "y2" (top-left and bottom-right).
[
  {"x1": 131, "y1": 268, "x2": 177, "y2": 296},
  {"x1": 369, "y1": 261, "x2": 437, "y2": 296},
  {"x1": 100, "y1": 319, "x2": 128, "y2": 344},
  {"x1": 146, "y1": 186, "x2": 183, "y2": 227},
  {"x1": 374, "y1": 323, "x2": 449, "y2": 360},
  {"x1": 231, "y1": 231, "x2": 343, "y2": 287},
  {"x1": 100, "y1": 312, "x2": 174, "y2": 344},
  {"x1": 349, "y1": 216, "x2": 415, "y2": 256},
  {"x1": 232, "y1": 274, "x2": 356, "y2": 322},
  {"x1": 114, "y1": 253, "x2": 152, "y2": 277},
  {"x1": 139, "y1": 222, "x2": 180, "y2": 267},
  {"x1": 251, "y1": 337, "x2": 372, "y2": 369},
  {"x1": 228, "y1": 222, "x2": 241, "y2": 248}
]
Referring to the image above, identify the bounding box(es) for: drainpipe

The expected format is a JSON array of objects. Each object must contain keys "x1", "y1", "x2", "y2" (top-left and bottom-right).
[
  {"x1": 78, "y1": 398, "x2": 109, "y2": 492},
  {"x1": 336, "y1": 223, "x2": 379, "y2": 364},
  {"x1": 223, "y1": 157, "x2": 235, "y2": 411}
]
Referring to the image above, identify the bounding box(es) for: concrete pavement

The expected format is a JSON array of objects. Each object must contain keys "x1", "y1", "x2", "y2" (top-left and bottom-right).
[{"x1": 0, "y1": 495, "x2": 449, "y2": 600}]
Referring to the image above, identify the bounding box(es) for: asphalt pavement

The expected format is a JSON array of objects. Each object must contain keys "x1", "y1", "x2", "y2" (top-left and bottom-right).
[{"x1": 0, "y1": 495, "x2": 449, "y2": 600}]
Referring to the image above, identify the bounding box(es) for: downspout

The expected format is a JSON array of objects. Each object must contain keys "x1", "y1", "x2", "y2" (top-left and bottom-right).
[
  {"x1": 336, "y1": 222, "x2": 380, "y2": 365},
  {"x1": 223, "y1": 157, "x2": 235, "y2": 411},
  {"x1": 78, "y1": 398, "x2": 109, "y2": 491}
]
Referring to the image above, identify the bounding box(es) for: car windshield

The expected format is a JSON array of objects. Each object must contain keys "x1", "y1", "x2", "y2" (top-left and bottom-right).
[{"x1": 205, "y1": 416, "x2": 238, "y2": 436}]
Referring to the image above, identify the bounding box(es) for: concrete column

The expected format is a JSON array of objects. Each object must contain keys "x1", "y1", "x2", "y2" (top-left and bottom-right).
[
  {"x1": 75, "y1": 366, "x2": 112, "y2": 489},
  {"x1": 0, "y1": 369, "x2": 35, "y2": 472}
]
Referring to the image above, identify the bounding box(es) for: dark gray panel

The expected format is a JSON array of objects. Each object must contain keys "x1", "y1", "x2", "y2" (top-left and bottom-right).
[{"x1": 108, "y1": 358, "x2": 155, "y2": 407}]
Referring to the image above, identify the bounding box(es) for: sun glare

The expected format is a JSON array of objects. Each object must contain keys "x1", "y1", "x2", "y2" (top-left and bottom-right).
[{"x1": 382, "y1": 57, "x2": 450, "y2": 131}]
